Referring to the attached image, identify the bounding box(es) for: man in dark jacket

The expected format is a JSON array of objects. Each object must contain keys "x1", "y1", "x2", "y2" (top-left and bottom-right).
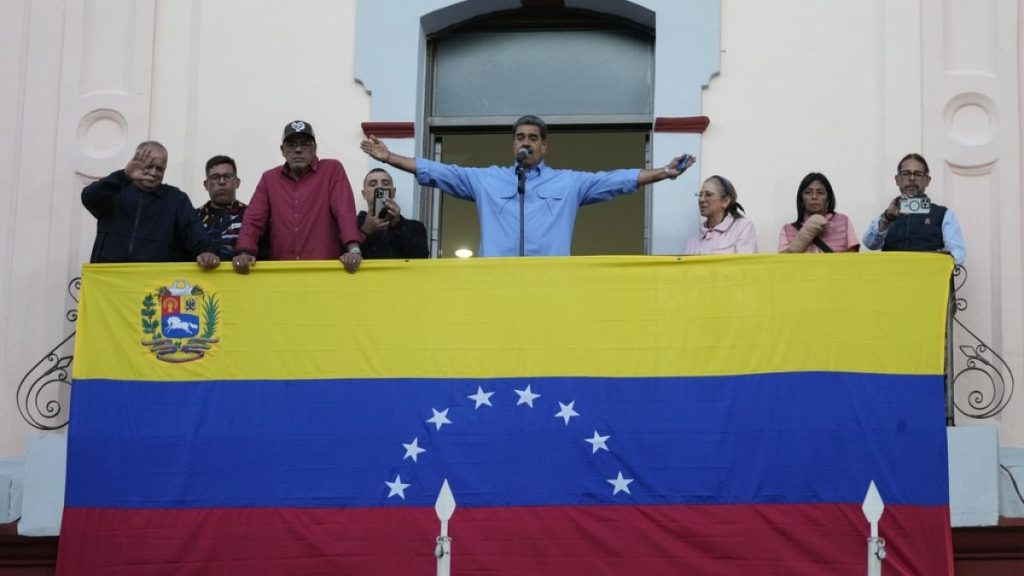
[
  {"x1": 861, "y1": 153, "x2": 966, "y2": 265},
  {"x1": 197, "y1": 154, "x2": 248, "y2": 260},
  {"x1": 82, "y1": 141, "x2": 219, "y2": 268},
  {"x1": 357, "y1": 168, "x2": 429, "y2": 259}
]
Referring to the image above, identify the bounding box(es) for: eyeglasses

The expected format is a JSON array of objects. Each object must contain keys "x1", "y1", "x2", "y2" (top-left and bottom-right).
[
  {"x1": 283, "y1": 139, "x2": 315, "y2": 151},
  {"x1": 206, "y1": 173, "x2": 236, "y2": 182},
  {"x1": 898, "y1": 170, "x2": 929, "y2": 179},
  {"x1": 694, "y1": 191, "x2": 721, "y2": 199}
]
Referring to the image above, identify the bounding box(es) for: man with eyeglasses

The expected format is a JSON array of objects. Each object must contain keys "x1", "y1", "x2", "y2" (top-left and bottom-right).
[
  {"x1": 862, "y1": 153, "x2": 966, "y2": 265},
  {"x1": 232, "y1": 120, "x2": 364, "y2": 274},
  {"x1": 82, "y1": 140, "x2": 220, "y2": 268},
  {"x1": 198, "y1": 155, "x2": 248, "y2": 260}
]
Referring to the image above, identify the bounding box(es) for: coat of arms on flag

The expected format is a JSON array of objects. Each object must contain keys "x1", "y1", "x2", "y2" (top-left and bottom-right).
[{"x1": 140, "y1": 279, "x2": 220, "y2": 362}]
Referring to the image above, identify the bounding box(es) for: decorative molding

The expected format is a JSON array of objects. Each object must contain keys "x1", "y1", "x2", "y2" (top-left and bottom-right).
[
  {"x1": 361, "y1": 122, "x2": 415, "y2": 139},
  {"x1": 77, "y1": 108, "x2": 128, "y2": 159},
  {"x1": 653, "y1": 116, "x2": 710, "y2": 133},
  {"x1": 943, "y1": 92, "x2": 998, "y2": 147}
]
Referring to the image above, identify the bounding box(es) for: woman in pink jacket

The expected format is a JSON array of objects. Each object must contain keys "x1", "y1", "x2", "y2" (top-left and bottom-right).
[
  {"x1": 684, "y1": 175, "x2": 758, "y2": 255},
  {"x1": 778, "y1": 172, "x2": 859, "y2": 253}
]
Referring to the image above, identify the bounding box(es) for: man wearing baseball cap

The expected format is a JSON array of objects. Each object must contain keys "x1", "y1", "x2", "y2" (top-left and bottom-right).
[{"x1": 232, "y1": 120, "x2": 364, "y2": 273}]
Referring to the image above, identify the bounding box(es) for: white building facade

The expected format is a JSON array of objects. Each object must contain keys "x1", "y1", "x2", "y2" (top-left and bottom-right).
[{"x1": 2, "y1": 0, "x2": 1023, "y2": 527}]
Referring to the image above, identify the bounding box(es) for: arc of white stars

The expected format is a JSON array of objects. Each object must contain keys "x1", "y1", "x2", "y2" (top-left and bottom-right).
[
  {"x1": 585, "y1": 430, "x2": 610, "y2": 453},
  {"x1": 467, "y1": 386, "x2": 494, "y2": 409},
  {"x1": 514, "y1": 384, "x2": 541, "y2": 407},
  {"x1": 402, "y1": 437, "x2": 426, "y2": 462},
  {"x1": 386, "y1": 474, "x2": 411, "y2": 499},
  {"x1": 427, "y1": 408, "x2": 452, "y2": 431},
  {"x1": 607, "y1": 471, "x2": 634, "y2": 495},
  {"x1": 554, "y1": 400, "x2": 580, "y2": 425}
]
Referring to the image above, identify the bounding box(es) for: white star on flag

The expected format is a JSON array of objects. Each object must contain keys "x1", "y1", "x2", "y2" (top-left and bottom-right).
[
  {"x1": 427, "y1": 408, "x2": 452, "y2": 431},
  {"x1": 554, "y1": 401, "x2": 580, "y2": 425},
  {"x1": 386, "y1": 474, "x2": 411, "y2": 499},
  {"x1": 467, "y1": 386, "x2": 494, "y2": 409},
  {"x1": 514, "y1": 384, "x2": 541, "y2": 407},
  {"x1": 607, "y1": 471, "x2": 634, "y2": 495},
  {"x1": 402, "y1": 437, "x2": 426, "y2": 462},
  {"x1": 585, "y1": 430, "x2": 610, "y2": 453}
]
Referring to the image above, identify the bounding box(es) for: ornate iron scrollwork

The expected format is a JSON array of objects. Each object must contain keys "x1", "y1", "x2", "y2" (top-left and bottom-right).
[
  {"x1": 16, "y1": 277, "x2": 79, "y2": 430},
  {"x1": 949, "y1": 265, "x2": 1014, "y2": 422}
]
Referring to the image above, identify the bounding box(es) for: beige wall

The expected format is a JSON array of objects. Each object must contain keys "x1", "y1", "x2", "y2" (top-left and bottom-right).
[
  {"x1": 1, "y1": 0, "x2": 1022, "y2": 455},
  {"x1": 702, "y1": 1, "x2": 923, "y2": 244},
  {"x1": 151, "y1": 0, "x2": 372, "y2": 209}
]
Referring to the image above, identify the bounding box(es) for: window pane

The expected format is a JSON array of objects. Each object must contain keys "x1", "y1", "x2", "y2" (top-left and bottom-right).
[
  {"x1": 436, "y1": 132, "x2": 647, "y2": 258},
  {"x1": 433, "y1": 30, "x2": 652, "y2": 117}
]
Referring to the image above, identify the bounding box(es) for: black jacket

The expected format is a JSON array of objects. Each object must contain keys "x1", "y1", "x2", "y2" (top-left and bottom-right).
[
  {"x1": 882, "y1": 203, "x2": 948, "y2": 254},
  {"x1": 82, "y1": 170, "x2": 213, "y2": 263},
  {"x1": 357, "y1": 212, "x2": 429, "y2": 259}
]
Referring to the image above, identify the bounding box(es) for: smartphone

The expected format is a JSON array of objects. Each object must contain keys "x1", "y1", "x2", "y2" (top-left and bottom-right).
[
  {"x1": 675, "y1": 153, "x2": 694, "y2": 171},
  {"x1": 899, "y1": 196, "x2": 931, "y2": 215},
  {"x1": 373, "y1": 187, "x2": 393, "y2": 218}
]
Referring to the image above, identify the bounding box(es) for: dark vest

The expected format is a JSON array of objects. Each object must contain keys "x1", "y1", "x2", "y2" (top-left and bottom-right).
[{"x1": 882, "y1": 203, "x2": 947, "y2": 253}]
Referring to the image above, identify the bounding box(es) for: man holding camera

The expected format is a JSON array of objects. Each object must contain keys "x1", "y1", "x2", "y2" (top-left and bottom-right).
[
  {"x1": 862, "y1": 153, "x2": 966, "y2": 265},
  {"x1": 357, "y1": 168, "x2": 429, "y2": 259}
]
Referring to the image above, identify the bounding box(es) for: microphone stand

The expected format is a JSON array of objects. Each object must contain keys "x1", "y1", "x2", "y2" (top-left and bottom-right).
[{"x1": 517, "y1": 163, "x2": 526, "y2": 257}]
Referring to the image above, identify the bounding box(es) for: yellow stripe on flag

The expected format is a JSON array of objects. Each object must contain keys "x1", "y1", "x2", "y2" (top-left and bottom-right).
[{"x1": 73, "y1": 254, "x2": 952, "y2": 381}]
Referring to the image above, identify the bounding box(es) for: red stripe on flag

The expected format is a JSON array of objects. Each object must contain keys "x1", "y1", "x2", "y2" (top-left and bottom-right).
[{"x1": 58, "y1": 504, "x2": 950, "y2": 575}]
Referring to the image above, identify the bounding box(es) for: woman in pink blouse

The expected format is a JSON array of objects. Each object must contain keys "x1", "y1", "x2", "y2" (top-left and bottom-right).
[
  {"x1": 684, "y1": 175, "x2": 758, "y2": 255},
  {"x1": 778, "y1": 172, "x2": 859, "y2": 253}
]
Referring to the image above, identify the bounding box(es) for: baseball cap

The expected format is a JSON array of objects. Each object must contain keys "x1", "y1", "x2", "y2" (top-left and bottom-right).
[{"x1": 282, "y1": 120, "x2": 316, "y2": 143}]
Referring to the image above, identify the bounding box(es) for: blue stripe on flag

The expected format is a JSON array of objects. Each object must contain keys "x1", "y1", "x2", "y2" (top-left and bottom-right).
[{"x1": 66, "y1": 373, "x2": 947, "y2": 508}]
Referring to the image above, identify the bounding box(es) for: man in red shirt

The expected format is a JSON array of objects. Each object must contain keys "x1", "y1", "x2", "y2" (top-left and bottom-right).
[{"x1": 231, "y1": 120, "x2": 364, "y2": 274}]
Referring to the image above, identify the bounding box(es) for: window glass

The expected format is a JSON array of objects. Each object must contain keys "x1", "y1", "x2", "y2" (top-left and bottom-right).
[{"x1": 433, "y1": 30, "x2": 652, "y2": 117}]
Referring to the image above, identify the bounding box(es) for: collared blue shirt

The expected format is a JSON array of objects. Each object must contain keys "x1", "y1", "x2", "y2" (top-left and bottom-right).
[
  {"x1": 862, "y1": 206, "x2": 966, "y2": 265},
  {"x1": 416, "y1": 159, "x2": 641, "y2": 257}
]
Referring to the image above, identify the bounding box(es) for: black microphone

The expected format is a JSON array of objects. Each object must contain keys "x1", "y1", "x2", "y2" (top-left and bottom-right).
[{"x1": 515, "y1": 147, "x2": 529, "y2": 164}]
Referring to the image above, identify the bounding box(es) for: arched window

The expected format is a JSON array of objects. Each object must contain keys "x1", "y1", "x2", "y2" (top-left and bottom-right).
[{"x1": 424, "y1": 9, "x2": 655, "y2": 256}]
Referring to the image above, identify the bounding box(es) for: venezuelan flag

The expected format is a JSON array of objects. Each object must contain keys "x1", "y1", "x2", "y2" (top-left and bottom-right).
[{"x1": 59, "y1": 254, "x2": 953, "y2": 575}]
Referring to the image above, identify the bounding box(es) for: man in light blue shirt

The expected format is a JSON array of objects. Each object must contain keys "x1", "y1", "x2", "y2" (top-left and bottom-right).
[
  {"x1": 862, "y1": 153, "x2": 966, "y2": 265},
  {"x1": 360, "y1": 115, "x2": 694, "y2": 257}
]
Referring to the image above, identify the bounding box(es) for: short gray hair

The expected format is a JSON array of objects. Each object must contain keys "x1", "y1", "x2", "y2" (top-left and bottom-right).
[{"x1": 513, "y1": 115, "x2": 548, "y2": 140}]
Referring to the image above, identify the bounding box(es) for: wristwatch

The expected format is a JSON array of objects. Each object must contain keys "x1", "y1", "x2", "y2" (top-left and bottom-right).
[{"x1": 347, "y1": 245, "x2": 362, "y2": 254}]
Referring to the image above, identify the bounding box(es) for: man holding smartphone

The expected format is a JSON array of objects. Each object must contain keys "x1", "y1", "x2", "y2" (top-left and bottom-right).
[
  {"x1": 862, "y1": 153, "x2": 966, "y2": 265},
  {"x1": 357, "y1": 168, "x2": 429, "y2": 259},
  {"x1": 360, "y1": 115, "x2": 694, "y2": 257}
]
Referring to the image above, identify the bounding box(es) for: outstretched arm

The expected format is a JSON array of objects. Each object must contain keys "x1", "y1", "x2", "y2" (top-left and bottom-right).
[
  {"x1": 360, "y1": 136, "x2": 417, "y2": 174},
  {"x1": 637, "y1": 154, "x2": 697, "y2": 187}
]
